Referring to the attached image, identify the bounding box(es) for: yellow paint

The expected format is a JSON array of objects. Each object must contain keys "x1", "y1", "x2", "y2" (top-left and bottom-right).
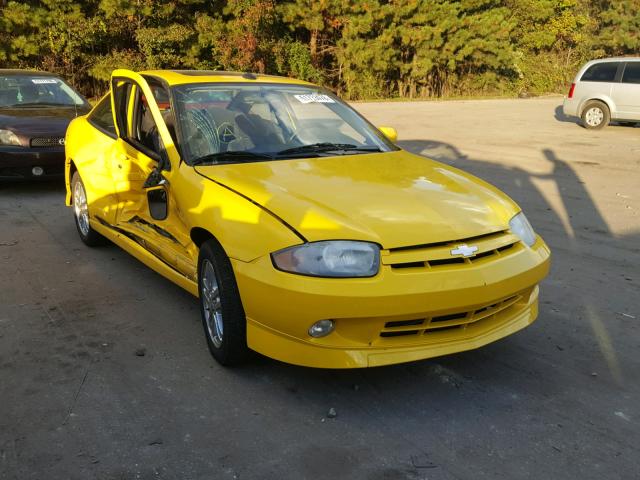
[
  {"x1": 378, "y1": 126, "x2": 398, "y2": 143},
  {"x1": 65, "y1": 69, "x2": 550, "y2": 368}
]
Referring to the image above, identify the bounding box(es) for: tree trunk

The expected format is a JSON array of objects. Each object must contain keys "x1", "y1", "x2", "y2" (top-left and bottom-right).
[{"x1": 310, "y1": 29, "x2": 318, "y2": 65}]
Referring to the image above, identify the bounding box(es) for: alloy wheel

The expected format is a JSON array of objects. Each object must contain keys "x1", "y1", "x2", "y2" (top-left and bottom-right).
[{"x1": 202, "y1": 259, "x2": 224, "y2": 348}]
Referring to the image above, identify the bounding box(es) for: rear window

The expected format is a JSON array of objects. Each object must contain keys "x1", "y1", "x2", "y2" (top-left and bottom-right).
[
  {"x1": 581, "y1": 62, "x2": 619, "y2": 83},
  {"x1": 88, "y1": 94, "x2": 116, "y2": 137},
  {"x1": 622, "y1": 63, "x2": 640, "y2": 84}
]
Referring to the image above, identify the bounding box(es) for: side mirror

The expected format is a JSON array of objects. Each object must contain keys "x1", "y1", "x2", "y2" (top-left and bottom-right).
[
  {"x1": 378, "y1": 126, "x2": 398, "y2": 143},
  {"x1": 146, "y1": 185, "x2": 168, "y2": 220}
]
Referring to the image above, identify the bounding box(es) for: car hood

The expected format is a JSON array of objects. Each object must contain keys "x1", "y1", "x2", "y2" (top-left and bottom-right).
[
  {"x1": 0, "y1": 106, "x2": 88, "y2": 138},
  {"x1": 194, "y1": 150, "x2": 519, "y2": 249}
]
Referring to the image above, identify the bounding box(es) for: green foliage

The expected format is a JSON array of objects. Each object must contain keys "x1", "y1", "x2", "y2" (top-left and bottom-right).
[
  {"x1": 0, "y1": 0, "x2": 635, "y2": 98},
  {"x1": 597, "y1": 0, "x2": 640, "y2": 55}
]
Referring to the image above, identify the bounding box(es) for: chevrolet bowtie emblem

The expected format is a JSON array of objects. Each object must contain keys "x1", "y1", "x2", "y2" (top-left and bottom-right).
[{"x1": 450, "y1": 244, "x2": 478, "y2": 257}]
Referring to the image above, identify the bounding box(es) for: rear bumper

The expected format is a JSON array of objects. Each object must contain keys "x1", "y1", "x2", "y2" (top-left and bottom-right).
[
  {"x1": 0, "y1": 146, "x2": 64, "y2": 179},
  {"x1": 563, "y1": 97, "x2": 579, "y2": 118},
  {"x1": 233, "y1": 237, "x2": 551, "y2": 368}
]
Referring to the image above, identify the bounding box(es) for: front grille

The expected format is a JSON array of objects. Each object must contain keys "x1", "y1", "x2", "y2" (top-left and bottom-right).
[
  {"x1": 379, "y1": 294, "x2": 522, "y2": 338},
  {"x1": 30, "y1": 137, "x2": 64, "y2": 148},
  {"x1": 383, "y1": 230, "x2": 520, "y2": 270}
]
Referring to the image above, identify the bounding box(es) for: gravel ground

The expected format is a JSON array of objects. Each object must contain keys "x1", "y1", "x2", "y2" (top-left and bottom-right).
[{"x1": 1, "y1": 96, "x2": 638, "y2": 479}]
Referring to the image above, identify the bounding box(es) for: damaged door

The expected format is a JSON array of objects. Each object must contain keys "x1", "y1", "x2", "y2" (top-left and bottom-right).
[{"x1": 109, "y1": 70, "x2": 195, "y2": 279}]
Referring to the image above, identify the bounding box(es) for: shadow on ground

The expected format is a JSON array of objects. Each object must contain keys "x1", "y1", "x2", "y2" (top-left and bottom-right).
[{"x1": 1, "y1": 150, "x2": 638, "y2": 479}]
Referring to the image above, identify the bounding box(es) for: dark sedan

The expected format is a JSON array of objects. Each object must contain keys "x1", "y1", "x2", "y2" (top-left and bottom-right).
[{"x1": 0, "y1": 70, "x2": 91, "y2": 179}]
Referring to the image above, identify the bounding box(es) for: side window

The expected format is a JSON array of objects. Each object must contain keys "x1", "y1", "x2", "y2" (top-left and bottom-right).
[
  {"x1": 88, "y1": 94, "x2": 116, "y2": 137},
  {"x1": 112, "y1": 77, "x2": 173, "y2": 164},
  {"x1": 622, "y1": 63, "x2": 640, "y2": 84},
  {"x1": 581, "y1": 62, "x2": 619, "y2": 82},
  {"x1": 133, "y1": 91, "x2": 162, "y2": 157},
  {"x1": 112, "y1": 79, "x2": 134, "y2": 138}
]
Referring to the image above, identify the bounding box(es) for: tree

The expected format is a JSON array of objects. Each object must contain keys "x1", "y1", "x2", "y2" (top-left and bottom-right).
[
  {"x1": 596, "y1": 0, "x2": 640, "y2": 55},
  {"x1": 0, "y1": 0, "x2": 637, "y2": 98},
  {"x1": 336, "y1": 0, "x2": 516, "y2": 99},
  {"x1": 507, "y1": 0, "x2": 593, "y2": 94}
]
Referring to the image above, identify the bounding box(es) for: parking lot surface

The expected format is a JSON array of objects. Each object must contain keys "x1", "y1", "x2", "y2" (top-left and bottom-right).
[{"x1": 1, "y1": 97, "x2": 638, "y2": 479}]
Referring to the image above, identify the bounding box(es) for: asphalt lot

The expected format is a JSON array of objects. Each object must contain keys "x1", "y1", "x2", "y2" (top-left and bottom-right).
[{"x1": 1, "y1": 96, "x2": 639, "y2": 479}]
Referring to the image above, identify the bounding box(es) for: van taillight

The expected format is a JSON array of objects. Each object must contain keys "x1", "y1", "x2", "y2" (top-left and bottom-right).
[{"x1": 568, "y1": 83, "x2": 576, "y2": 99}]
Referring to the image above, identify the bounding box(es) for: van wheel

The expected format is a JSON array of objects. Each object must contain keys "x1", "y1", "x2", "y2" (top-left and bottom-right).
[
  {"x1": 198, "y1": 239, "x2": 249, "y2": 366},
  {"x1": 581, "y1": 101, "x2": 610, "y2": 130},
  {"x1": 71, "y1": 172, "x2": 106, "y2": 247}
]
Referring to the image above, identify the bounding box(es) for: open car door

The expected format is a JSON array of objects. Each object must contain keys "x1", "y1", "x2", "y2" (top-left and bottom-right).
[{"x1": 108, "y1": 69, "x2": 195, "y2": 279}]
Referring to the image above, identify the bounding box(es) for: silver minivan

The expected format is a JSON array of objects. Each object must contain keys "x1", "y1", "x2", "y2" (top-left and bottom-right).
[{"x1": 563, "y1": 57, "x2": 640, "y2": 129}]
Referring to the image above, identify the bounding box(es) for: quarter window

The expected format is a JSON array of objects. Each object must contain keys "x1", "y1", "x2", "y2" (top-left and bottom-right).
[
  {"x1": 581, "y1": 62, "x2": 619, "y2": 82},
  {"x1": 622, "y1": 63, "x2": 640, "y2": 84},
  {"x1": 88, "y1": 94, "x2": 116, "y2": 137}
]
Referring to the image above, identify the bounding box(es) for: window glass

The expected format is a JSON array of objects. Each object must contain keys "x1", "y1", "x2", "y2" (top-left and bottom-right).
[
  {"x1": 622, "y1": 63, "x2": 640, "y2": 84},
  {"x1": 172, "y1": 83, "x2": 396, "y2": 164},
  {"x1": 0, "y1": 74, "x2": 88, "y2": 107},
  {"x1": 88, "y1": 94, "x2": 116, "y2": 136},
  {"x1": 581, "y1": 62, "x2": 619, "y2": 82},
  {"x1": 112, "y1": 80, "x2": 134, "y2": 138},
  {"x1": 134, "y1": 92, "x2": 162, "y2": 156}
]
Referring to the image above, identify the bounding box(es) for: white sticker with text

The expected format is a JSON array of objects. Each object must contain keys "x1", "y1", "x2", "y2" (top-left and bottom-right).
[
  {"x1": 31, "y1": 78, "x2": 58, "y2": 84},
  {"x1": 293, "y1": 93, "x2": 335, "y2": 104}
]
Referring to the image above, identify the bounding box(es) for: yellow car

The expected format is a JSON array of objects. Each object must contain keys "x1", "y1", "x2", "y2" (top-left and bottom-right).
[{"x1": 65, "y1": 69, "x2": 550, "y2": 368}]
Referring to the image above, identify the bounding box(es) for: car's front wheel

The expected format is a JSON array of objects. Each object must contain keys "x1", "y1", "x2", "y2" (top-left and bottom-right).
[
  {"x1": 198, "y1": 239, "x2": 249, "y2": 366},
  {"x1": 71, "y1": 171, "x2": 105, "y2": 247},
  {"x1": 581, "y1": 101, "x2": 610, "y2": 130}
]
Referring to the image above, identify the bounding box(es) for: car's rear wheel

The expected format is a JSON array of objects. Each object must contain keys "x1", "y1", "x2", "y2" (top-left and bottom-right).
[
  {"x1": 198, "y1": 239, "x2": 249, "y2": 366},
  {"x1": 71, "y1": 171, "x2": 105, "y2": 247},
  {"x1": 581, "y1": 101, "x2": 610, "y2": 130}
]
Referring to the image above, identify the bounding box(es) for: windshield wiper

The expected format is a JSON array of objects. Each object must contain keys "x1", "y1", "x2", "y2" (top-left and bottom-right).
[
  {"x1": 275, "y1": 143, "x2": 381, "y2": 157},
  {"x1": 5, "y1": 102, "x2": 73, "y2": 107},
  {"x1": 191, "y1": 150, "x2": 274, "y2": 166}
]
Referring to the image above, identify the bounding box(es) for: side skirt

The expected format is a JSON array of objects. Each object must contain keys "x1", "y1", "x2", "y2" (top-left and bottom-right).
[{"x1": 91, "y1": 220, "x2": 199, "y2": 297}]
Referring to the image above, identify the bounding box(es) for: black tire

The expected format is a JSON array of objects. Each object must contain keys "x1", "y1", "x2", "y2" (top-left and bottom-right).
[
  {"x1": 71, "y1": 171, "x2": 106, "y2": 247},
  {"x1": 581, "y1": 100, "x2": 610, "y2": 130},
  {"x1": 198, "y1": 239, "x2": 249, "y2": 366}
]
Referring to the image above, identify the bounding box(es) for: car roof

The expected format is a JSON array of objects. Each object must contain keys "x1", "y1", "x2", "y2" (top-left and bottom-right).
[
  {"x1": 0, "y1": 69, "x2": 60, "y2": 77},
  {"x1": 586, "y1": 57, "x2": 640, "y2": 65},
  {"x1": 141, "y1": 70, "x2": 316, "y2": 87}
]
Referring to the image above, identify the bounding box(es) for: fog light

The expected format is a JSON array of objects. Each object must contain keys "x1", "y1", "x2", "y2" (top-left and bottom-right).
[
  {"x1": 32, "y1": 166, "x2": 44, "y2": 176},
  {"x1": 308, "y1": 319, "x2": 335, "y2": 338}
]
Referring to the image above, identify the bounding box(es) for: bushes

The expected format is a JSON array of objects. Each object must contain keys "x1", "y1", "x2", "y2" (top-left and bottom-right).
[{"x1": 0, "y1": 0, "x2": 637, "y2": 99}]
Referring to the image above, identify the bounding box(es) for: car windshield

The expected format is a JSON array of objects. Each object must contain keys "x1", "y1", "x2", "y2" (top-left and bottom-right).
[
  {"x1": 0, "y1": 74, "x2": 87, "y2": 108},
  {"x1": 171, "y1": 83, "x2": 396, "y2": 164}
]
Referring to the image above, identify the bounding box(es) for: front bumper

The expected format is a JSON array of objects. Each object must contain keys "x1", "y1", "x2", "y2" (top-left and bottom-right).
[
  {"x1": 233, "y1": 237, "x2": 551, "y2": 368},
  {"x1": 0, "y1": 146, "x2": 65, "y2": 179}
]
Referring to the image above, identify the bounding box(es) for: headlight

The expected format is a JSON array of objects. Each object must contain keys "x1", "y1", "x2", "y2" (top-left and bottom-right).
[
  {"x1": 509, "y1": 212, "x2": 536, "y2": 247},
  {"x1": 0, "y1": 129, "x2": 21, "y2": 146},
  {"x1": 271, "y1": 240, "x2": 380, "y2": 277}
]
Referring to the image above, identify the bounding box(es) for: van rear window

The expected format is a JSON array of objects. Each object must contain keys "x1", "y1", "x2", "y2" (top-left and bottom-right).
[{"x1": 581, "y1": 62, "x2": 619, "y2": 82}]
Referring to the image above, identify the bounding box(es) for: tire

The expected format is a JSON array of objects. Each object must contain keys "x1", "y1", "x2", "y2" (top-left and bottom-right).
[
  {"x1": 198, "y1": 239, "x2": 249, "y2": 366},
  {"x1": 71, "y1": 171, "x2": 106, "y2": 247},
  {"x1": 581, "y1": 101, "x2": 610, "y2": 130}
]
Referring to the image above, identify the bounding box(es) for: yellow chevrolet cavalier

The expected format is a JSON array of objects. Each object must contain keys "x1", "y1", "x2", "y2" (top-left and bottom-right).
[{"x1": 65, "y1": 69, "x2": 550, "y2": 368}]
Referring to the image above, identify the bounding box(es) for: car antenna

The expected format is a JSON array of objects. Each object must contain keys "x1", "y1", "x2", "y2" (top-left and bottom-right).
[{"x1": 242, "y1": 72, "x2": 257, "y2": 80}]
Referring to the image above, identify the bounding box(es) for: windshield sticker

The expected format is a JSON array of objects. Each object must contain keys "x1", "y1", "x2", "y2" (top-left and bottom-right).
[
  {"x1": 293, "y1": 94, "x2": 335, "y2": 104},
  {"x1": 31, "y1": 78, "x2": 58, "y2": 84}
]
